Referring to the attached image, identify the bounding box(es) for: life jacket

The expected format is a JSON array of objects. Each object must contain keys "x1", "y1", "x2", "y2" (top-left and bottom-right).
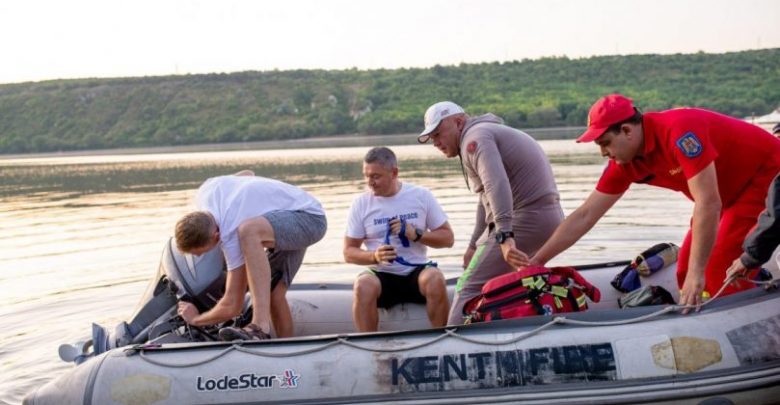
[{"x1": 463, "y1": 266, "x2": 600, "y2": 323}]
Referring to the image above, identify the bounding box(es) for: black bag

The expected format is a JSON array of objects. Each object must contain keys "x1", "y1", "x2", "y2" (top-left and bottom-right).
[{"x1": 618, "y1": 285, "x2": 676, "y2": 308}]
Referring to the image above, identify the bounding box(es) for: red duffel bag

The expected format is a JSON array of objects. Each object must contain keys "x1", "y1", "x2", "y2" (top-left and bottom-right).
[{"x1": 463, "y1": 266, "x2": 601, "y2": 323}]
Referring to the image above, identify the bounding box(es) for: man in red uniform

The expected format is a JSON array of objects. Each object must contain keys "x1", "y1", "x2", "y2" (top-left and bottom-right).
[{"x1": 529, "y1": 94, "x2": 780, "y2": 312}]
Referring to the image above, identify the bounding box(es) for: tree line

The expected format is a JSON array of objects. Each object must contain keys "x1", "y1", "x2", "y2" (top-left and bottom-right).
[{"x1": 0, "y1": 48, "x2": 777, "y2": 154}]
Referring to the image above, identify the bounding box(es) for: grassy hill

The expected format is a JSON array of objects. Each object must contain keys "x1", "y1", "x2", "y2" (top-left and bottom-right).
[{"x1": 0, "y1": 48, "x2": 777, "y2": 154}]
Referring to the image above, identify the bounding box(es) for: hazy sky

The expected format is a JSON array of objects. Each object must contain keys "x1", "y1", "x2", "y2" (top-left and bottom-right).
[{"x1": 1, "y1": 0, "x2": 778, "y2": 84}]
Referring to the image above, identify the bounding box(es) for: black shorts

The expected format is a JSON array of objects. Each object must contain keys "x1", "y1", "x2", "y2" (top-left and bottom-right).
[{"x1": 369, "y1": 266, "x2": 427, "y2": 309}]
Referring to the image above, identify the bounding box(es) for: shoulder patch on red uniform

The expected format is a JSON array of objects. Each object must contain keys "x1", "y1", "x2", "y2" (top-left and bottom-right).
[
  {"x1": 675, "y1": 132, "x2": 703, "y2": 158},
  {"x1": 467, "y1": 141, "x2": 477, "y2": 154}
]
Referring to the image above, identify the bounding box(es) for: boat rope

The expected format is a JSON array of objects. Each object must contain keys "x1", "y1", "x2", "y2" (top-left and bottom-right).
[
  {"x1": 234, "y1": 339, "x2": 343, "y2": 356},
  {"x1": 556, "y1": 306, "x2": 677, "y2": 326},
  {"x1": 138, "y1": 346, "x2": 235, "y2": 368},
  {"x1": 442, "y1": 318, "x2": 564, "y2": 345},
  {"x1": 335, "y1": 331, "x2": 451, "y2": 352},
  {"x1": 134, "y1": 277, "x2": 775, "y2": 368}
]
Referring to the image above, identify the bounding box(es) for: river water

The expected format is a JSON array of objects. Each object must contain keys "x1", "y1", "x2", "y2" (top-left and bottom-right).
[{"x1": 0, "y1": 137, "x2": 693, "y2": 404}]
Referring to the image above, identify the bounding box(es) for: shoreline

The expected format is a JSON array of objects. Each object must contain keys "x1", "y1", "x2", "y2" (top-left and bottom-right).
[{"x1": 0, "y1": 127, "x2": 584, "y2": 160}]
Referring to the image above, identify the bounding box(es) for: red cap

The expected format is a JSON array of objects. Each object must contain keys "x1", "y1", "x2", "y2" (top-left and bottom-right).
[{"x1": 577, "y1": 94, "x2": 636, "y2": 143}]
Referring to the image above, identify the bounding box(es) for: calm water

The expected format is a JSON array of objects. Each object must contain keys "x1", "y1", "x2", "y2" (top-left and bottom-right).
[{"x1": 0, "y1": 138, "x2": 693, "y2": 404}]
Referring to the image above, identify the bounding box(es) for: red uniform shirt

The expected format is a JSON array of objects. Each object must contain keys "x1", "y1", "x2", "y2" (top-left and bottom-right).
[{"x1": 596, "y1": 108, "x2": 780, "y2": 207}]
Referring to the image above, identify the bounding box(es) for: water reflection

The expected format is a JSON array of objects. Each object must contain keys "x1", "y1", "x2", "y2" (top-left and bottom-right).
[
  {"x1": 0, "y1": 151, "x2": 466, "y2": 198},
  {"x1": 1, "y1": 141, "x2": 600, "y2": 199}
]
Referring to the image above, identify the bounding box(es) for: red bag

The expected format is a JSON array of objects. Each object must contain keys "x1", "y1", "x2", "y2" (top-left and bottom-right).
[{"x1": 463, "y1": 266, "x2": 601, "y2": 323}]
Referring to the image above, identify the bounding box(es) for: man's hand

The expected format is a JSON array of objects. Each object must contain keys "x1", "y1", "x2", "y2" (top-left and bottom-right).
[
  {"x1": 527, "y1": 255, "x2": 545, "y2": 267},
  {"x1": 498, "y1": 239, "x2": 529, "y2": 268},
  {"x1": 520, "y1": 255, "x2": 545, "y2": 271},
  {"x1": 678, "y1": 270, "x2": 706, "y2": 315},
  {"x1": 389, "y1": 218, "x2": 417, "y2": 242},
  {"x1": 177, "y1": 301, "x2": 200, "y2": 324},
  {"x1": 374, "y1": 244, "x2": 397, "y2": 264},
  {"x1": 462, "y1": 246, "x2": 476, "y2": 269},
  {"x1": 725, "y1": 258, "x2": 749, "y2": 281}
]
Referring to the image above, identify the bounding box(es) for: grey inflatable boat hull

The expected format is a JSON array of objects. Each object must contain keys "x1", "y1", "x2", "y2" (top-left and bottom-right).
[{"x1": 25, "y1": 259, "x2": 780, "y2": 405}]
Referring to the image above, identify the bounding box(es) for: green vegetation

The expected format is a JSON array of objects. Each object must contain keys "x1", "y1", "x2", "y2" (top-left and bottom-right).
[{"x1": 0, "y1": 49, "x2": 777, "y2": 154}]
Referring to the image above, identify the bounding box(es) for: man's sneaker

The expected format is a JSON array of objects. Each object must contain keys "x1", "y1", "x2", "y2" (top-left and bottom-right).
[{"x1": 218, "y1": 324, "x2": 271, "y2": 341}]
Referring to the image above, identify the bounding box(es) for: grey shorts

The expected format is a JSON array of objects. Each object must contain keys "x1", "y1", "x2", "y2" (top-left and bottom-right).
[{"x1": 264, "y1": 210, "x2": 327, "y2": 287}]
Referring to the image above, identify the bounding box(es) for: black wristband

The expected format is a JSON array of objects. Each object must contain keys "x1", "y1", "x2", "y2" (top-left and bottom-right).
[
  {"x1": 413, "y1": 228, "x2": 423, "y2": 242},
  {"x1": 495, "y1": 231, "x2": 515, "y2": 244}
]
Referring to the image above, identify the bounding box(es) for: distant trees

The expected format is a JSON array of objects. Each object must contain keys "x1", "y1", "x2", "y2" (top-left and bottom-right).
[{"x1": 0, "y1": 49, "x2": 778, "y2": 153}]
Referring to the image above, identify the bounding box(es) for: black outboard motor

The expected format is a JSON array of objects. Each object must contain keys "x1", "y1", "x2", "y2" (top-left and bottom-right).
[{"x1": 59, "y1": 238, "x2": 227, "y2": 364}]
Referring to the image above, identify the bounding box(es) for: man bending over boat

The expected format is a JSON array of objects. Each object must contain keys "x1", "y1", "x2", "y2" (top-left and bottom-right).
[
  {"x1": 344, "y1": 147, "x2": 453, "y2": 331},
  {"x1": 528, "y1": 94, "x2": 780, "y2": 313},
  {"x1": 417, "y1": 101, "x2": 564, "y2": 324},
  {"x1": 175, "y1": 171, "x2": 327, "y2": 340}
]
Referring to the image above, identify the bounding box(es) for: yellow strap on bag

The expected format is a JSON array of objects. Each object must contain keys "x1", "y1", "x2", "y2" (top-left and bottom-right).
[{"x1": 551, "y1": 285, "x2": 568, "y2": 297}]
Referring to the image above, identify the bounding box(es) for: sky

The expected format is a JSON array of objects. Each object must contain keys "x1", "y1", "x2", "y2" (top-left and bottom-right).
[{"x1": 0, "y1": 0, "x2": 778, "y2": 84}]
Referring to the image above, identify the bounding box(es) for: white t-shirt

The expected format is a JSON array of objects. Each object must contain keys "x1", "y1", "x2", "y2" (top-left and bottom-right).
[
  {"x1": 345, "y1": 182, "x2": 448, "y2": 276},
  {"x1": 195, "y1": 175, "x2": 325, "y2": 271}
]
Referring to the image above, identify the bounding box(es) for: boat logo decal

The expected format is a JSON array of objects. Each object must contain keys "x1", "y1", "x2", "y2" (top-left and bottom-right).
[
  {"x1": 389, "y1": 343, "x2": 616, "y2": 390},
  {"x1": 279, "y1": 369, "x2": 300, "y2": 388},
  {"x1": 195, "y1": 369, "x2": 300, "y2": 392}
]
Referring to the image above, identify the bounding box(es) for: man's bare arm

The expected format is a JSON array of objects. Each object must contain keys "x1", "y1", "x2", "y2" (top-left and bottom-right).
[
  {"x1": 679, "y1": 162, "x2": 721, "y2": 313},
  {"x1": 183, "y1": 268, "x2": 247, "y2": 326},
  {"x1": 343, "y1": 236, "x2": 382, "y2": 265}
]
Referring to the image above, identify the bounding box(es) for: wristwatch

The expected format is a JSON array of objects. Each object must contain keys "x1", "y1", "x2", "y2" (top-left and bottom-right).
[
  {"x1": 413, "y1": 228, "x2": 424, "y2": 242},
  {"x1": 495, "y1": 230, "x2": 514, "y2": 244}
]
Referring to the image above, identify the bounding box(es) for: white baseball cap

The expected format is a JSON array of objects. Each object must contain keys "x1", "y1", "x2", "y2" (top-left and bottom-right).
[{"x1": 418, "y1": 101, "x2": 465, "y2": 143}]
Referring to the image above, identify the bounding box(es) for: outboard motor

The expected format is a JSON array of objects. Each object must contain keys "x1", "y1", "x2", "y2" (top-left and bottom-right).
[
  {"x1": 59, "y1": 238, "x2": 227, "y2": 364},
  {"x1": 161, "y1": 238, "x2": 227, "y2": 312}
]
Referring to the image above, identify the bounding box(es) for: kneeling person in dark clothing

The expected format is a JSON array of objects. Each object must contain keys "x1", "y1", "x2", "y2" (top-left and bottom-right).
[{"x1": 344, "y1": 147, "x2": 454, "y2": 332}]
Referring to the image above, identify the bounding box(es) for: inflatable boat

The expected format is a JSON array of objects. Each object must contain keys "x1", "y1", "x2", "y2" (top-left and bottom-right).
[{"x1": 24, "y1": 240, "x2": 780, "y2": 405}]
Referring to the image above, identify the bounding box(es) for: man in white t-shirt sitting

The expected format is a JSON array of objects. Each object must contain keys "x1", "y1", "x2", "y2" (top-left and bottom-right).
[
  {"x1": 344, "y1": 147, "x2": 453, "y2": 332},
  {"x1": 174, "y1": 170, "x2": 327, "y2": 340}
]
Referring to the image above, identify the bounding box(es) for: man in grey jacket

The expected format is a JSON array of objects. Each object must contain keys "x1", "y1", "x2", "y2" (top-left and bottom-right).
[{"x1": 418, "y1": 101, "x2": 564, "y2": 324}]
